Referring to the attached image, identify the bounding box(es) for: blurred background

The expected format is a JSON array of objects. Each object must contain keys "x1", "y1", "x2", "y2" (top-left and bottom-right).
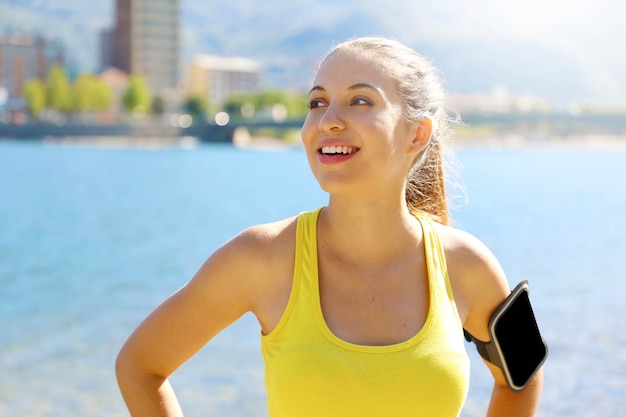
[
  {"x1": 1, "y1": 1, "x2": 625, "y2": 416},
  {"x1": 1, "y1": 0, "x2": 625, "y2": 141}
]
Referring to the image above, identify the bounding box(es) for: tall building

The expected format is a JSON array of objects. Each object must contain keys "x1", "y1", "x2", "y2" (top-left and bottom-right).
[
  {"x1": 0, "y1": 34, "x2": 64, "y2": 97},
  {"x1": 186, "y1": 55, "x2": 263, "y2": 106},
  {"x1": 99, "y1": 28, "x2": 115, "y2": 71},
  {"x1": 112, "y1": 0, "x2": 179, "y2": 93}
]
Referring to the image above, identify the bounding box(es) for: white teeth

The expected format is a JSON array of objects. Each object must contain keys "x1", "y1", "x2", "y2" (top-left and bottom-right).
[{"x1": 321, "y1": 145, "x2": 354, "y2": 155}]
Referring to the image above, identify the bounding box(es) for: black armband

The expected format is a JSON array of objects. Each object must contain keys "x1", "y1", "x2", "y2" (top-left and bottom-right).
[{"x1": 464, "y1": 280, "x2": 548, "y2": 391}]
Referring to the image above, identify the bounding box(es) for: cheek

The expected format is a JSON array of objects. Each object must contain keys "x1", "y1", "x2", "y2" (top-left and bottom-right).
[
  {"x1": 370, "y1": 119, "x2": 399, "y2": 149},
  {"x1": 300, "y1": 121, "x2": 319, "y2": 167}
]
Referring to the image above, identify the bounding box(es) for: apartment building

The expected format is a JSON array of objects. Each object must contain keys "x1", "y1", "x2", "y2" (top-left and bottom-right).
[
  {"x1": 112, "y1": 0, "x2": 179, "y2": 93},
  {"x1": 0, "y1": 34, "x2": 64, "y2": 97},
  {"x1": 186, "y1": 55, "x2": 263, "y2": 105}
]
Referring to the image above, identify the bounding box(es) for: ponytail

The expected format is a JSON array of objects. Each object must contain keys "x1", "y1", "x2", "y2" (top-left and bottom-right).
[{"x1": 405, "y1": 133, "x2": 450, "y2": 225}]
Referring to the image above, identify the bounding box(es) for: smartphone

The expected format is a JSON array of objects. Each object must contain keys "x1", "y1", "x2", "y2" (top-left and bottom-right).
[{"x1": 466, "y1": 280, "x2": 548, "y2": 391}]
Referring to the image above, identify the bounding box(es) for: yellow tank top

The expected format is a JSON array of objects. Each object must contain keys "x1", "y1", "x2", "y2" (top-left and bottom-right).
[{"x1": 261, "y1": 208, "x2": 470, "y2": 417}]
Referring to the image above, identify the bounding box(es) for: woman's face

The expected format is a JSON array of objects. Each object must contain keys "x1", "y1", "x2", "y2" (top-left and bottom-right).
[{"x1": 301, "y1": 51, "x2": 424, "y2": 198}]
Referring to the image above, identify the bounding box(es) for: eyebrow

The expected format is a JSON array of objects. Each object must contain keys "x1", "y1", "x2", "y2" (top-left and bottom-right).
[{"x1": 308, "y1": 83, "x2": 382, "y2": 95}]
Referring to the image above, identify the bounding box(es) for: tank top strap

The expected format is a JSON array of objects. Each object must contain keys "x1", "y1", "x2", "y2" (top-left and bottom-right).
[
  {"x1": 417, "y1": 216, "x2": 462, "y2": 328},
  {"x1": 265, "y1": 208, "x2": 323, "y2": 339},
  {"x1": 296, "y1": 207, "x2": 323, "y2": 279}
]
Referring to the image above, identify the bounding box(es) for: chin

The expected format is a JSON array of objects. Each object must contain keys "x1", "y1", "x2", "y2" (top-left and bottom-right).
[{"x1": 313, "y1": 174, "x2": 358, "y2": 196}]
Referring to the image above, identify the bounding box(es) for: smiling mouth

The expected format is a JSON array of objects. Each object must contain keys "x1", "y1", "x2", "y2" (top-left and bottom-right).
[{"x1": 319, "y1": 145, "x2": 356, "y2": 155}]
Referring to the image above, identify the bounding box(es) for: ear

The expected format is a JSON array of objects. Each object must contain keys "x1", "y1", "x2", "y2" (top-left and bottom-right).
[{"x1": 407, "y1": 117, "x2": 433, "y2": 154}]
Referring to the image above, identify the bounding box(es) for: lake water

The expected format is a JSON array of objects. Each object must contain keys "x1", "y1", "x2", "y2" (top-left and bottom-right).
[{"x1": 1, "y1": 139, "x2": 625, "y2": 416}]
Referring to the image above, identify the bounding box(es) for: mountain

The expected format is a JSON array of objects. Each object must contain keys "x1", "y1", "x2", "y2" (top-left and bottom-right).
[{"x1": 2, "y1": 0, "x2": 625, "y2": 103}]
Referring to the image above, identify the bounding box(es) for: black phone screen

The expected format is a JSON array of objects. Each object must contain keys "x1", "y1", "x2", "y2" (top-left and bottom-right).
[{"x1": 494, "y1": 289, "x2": 547, "y2": 388}]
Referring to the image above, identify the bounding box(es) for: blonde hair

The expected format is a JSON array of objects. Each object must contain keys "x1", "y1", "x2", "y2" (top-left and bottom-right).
[{"x1": 323, "y1": 36, "x2": 458, "y2": 225}]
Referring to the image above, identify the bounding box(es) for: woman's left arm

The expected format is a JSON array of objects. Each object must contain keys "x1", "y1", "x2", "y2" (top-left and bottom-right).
[
  {"x1": 485, "y1": 367, "x2": 543, "y2": 417},
  {"x1": 441, "y1": 226, "x2": 544, "y2": 417}
]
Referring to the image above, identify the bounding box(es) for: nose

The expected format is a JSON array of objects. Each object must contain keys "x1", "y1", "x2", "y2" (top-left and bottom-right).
[{"x1": 318, "y1": 103, "x2": 345, "y2": 132}]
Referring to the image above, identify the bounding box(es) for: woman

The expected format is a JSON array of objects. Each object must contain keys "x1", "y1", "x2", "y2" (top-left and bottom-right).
[{"x1": 116, "y1": 36, "x2": 543, "y2": 416}]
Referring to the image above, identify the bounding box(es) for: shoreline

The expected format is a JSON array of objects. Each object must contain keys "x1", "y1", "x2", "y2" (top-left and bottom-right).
[
  {"x1": 453, "y1": 133, "x2": 626, "y2": 150},
  {"x1": 239, "y1": 132, "x2": 626, "y2": 151},
  {"x1": 8, "y1": 135, "x2": 202, "y2": 150},
  {"x1": 3, "y1": 132, "x2": 626, "y2": 151}
]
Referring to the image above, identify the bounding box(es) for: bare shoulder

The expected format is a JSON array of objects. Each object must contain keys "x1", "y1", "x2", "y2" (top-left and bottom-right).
[
  {"x1": 227, "y1": 216, "x2": 297, "y2": 268},
  {"x1": 204, "y1": 216, "x2": 298, "y2": 332},
  {"x1": 432, "y1": 223, "x2": 510, "y2": 339},
  {"x1": 433, "y1": 223, "x2": 506, "y2": 281},
  {"x1": 211, "y1": 216, "x2": 298, "y2": 285}
]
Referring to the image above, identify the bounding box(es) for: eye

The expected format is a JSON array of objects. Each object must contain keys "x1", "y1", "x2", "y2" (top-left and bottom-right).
[
  {"x1": 308, "y1": 99, "x2": 327, "y2": 109},
  {"x1": 351, "y1": 97, "x2": 372, "y2": 106}
]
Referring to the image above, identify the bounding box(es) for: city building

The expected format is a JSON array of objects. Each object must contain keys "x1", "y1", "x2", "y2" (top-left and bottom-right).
[
  {"x1": 185, "y1": 55, "x2": 263, "y2": 106},
  {"x1": 110, "y1": 0, "x2": 180, "y2": 94},
  {"x1": 0, "y1": 33, "x2": 65, "y2": 98},
  {"x1": 99, "y1": 28, "x2": 115, "y2": 71}
]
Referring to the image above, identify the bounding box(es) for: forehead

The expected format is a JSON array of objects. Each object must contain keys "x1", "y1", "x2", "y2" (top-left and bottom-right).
[{"x1": 313, "y1": 51, "x2": 396, "y2": 93}]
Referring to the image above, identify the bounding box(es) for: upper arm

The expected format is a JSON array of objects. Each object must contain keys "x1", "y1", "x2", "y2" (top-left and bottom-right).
[
  {"x1": 440, "y1": 226, "x2": 510, "y2": 338},
  {"x1": 440, "y1": 226, "x2": 512, "y2": 385},
  {"x1": 443, "y1": 227, "x2": 545, "y2": 397},
  {"x1": 116, "y1": 225, "x2": 280, "y2": 378}
]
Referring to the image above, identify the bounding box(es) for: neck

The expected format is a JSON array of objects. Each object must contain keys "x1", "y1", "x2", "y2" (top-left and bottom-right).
[{"x1": 318, "y1": 196, "x2": 422, "y2": 266}]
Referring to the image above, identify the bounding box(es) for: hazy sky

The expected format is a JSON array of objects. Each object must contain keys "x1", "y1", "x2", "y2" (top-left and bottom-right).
[
  {"x1": 3, "y1": 0, "x2": 625, "y2": 101},
  {"x1": 403, "y1": 0, "x2": 626, "y2": 101},
  {"x1": 181, "y1": 0, "x2": 626, "y2": 101}
]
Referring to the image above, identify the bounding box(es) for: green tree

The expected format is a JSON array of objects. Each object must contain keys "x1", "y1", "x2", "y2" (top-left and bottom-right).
[
  {"x1": 71, "y1": 73, "x2": 113, "y2": 113},
  {"x1": 225, "y1": 90, "x2": 309, "y2": 120},
  {"x1": 223, "y1": 94, "x2": 257, "y2": 119},
  {"x1": 22, "y1": 79, "x2": 46, "y2": 117},
  {"x1": 72, "y1": 73, "x2": 94, "y2": 112},
  {"x1": 91, "y1": 77, "x2": 113, "y2": 112},
  {"x1": 283, "y1": 93, "x2": 309, "y2": 119},
  {"x1": 72, "y1": 73, "x2": 113, "y2": 113},
  {"x1": 45, "y1": 64, "x2": 72, "y2": 112},
  {"x1": 122, "y1": 75, "x2": 152, "y2": 114},
  {"x1": 257, "y1": 90, "x2": 287, "y2": 109},
  {"x1": 183, "y1": 94, "x2": 209, "y2": 123}
]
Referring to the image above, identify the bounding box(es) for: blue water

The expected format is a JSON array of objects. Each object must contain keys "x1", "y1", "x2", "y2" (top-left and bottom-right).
[{"x1": 1, "y1": 140, "x2": 625, "y2": 416}]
